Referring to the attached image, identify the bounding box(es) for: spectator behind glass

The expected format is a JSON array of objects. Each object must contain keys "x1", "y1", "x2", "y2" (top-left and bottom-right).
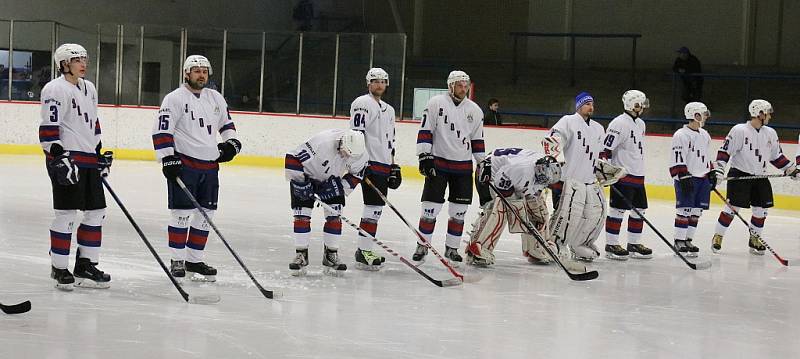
[
  {"x1": 483, "y1": 98, "x2": 502, "y2": 126},
  {"x1": 673, "y1": 46, "x2": 703, "y2": 103}
]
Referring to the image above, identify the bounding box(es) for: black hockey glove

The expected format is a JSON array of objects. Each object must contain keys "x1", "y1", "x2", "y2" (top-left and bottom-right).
[
  {"x1": 678, "y1": 174, "x2": 694, "y2": 195},
  {"x1": 48, "y1": 146, "x2": 79, "y2": 186},
  {"x1": 418, "y1": 153, "x2": 436, "y2": 178},
  {"x1": 290, "y1": 178, "x2": 313, "y2": 201},
  {"x1": 708, "y1": 168, "x2": 723, "y2": 190},
  {"x1": 387, "y1": 164, "x2": 402, "y2": 189},
  {"x1": 162, "y1": 155, "x2": 182, "y2": 181},
  {"x1": 216, "y1": 138, "x2": 242, "y2": 163},
  {"x1": 317, "y1": 176, "x2": 345, "y2": 201},
  {"x1": 98, "y1": 151, "x2": 114, "y2": 177}
]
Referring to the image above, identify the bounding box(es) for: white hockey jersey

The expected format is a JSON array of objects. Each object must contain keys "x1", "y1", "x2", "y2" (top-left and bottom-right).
[
  {"x1": 285, "y1": 129, "x2": 368, "y2": 192},
  {"x1": 152, "y1": 85, "x2": 237, "y2": 170},
  {"x1": 38, "y1": 76, "x2": 101, "y2": 168},
  {"x1": 602, "y1": 113, "x2": 646, "y2": 176},
  {"x1": 490, "y1": 148, "x2": 546, "y2": 199},
  {"x1": 670, "y1": 125, "x2": 712, "y2": 179},
  {"x1": 349, "y1": 94, "x2": 396, "y2": 176},
  {"x1": 416, "y1": 94, "x2": 485, "y2": 174},
  {"x1": 546, "y1": 113, "x2": 605, "y2": 184},
  {"x1": 716, "y1": 122, "x2": 791, "y2": 175}
]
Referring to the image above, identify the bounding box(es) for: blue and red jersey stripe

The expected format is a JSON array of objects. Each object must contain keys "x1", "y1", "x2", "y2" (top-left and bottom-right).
[
  {"x1": 152, "y1": 133, "x2": 175, "y2": 150},
  {"x1": 416, "y1": 130, "x2": 433, "y2": 144},
  {"x1": 39, "y1": 125, "x2": 60, "y2": 142}
]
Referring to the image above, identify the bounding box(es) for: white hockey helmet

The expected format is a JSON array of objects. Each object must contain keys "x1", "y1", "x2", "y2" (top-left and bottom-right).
[
  {"x1": 748, "y1": 99, "x2": 773, "y2": 118},
  {"x1": 684, "y1": 102, "x2": 710, "y2": 123},
  {"x1": 53, "y1": 43, "x2": 88, "y2": 70},
  {"x1": 622, "y1": 90, "x2": 649, "y2": 112},
  {"x1": 183, "y1": 55, "x2": 213, "y2": 76},
  {"x1": 447, "y1": 70, "x2": 470, "y2": 87},
  {"x1": 338, "y1": 129, "x2": 366, "y2": 158},
  {"x1": 366, "y1": 67, "x2": 389, "y2": 86}
]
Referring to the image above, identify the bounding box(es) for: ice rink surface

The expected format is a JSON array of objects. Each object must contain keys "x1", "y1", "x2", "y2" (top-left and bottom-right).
[{"x1": 2, "y1": 154, "x2": 800, "y2": 358}]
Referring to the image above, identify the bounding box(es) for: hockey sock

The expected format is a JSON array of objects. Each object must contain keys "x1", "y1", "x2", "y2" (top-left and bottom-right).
[
  {"x1": 445, "y1": 202, "x2": 468, "y2": 249},
  {"x1": 358, "y1": 205, "x2": 383, "y2": 250},
  {"x1": 674, "y1": 207, "x2": 691, "y2": 241},
  {"x1": 322, "y1": 204, "x2": 342, "y2": 250},
  {"x1": 715, "y1": 205, "x2": 736, "y2": 236},
  {"x1": 418, "y1": 201, "x2": 443, "y2": 244},
  {"x1": 186, "y1": 209, "x2": 214, "y2": 263},
  {"x1": 750, "y1": 207, "x2": 767, "y2": 236},
  {"x1": 292, "y1": 207, "x2": 313, "y2": 248},
  {"x1": 605, "y1": 207, "x2": 625, "y2": 245},
  {"x1": 627, "y1": 208, "x2": 645, "y2": 244},
  {"x1": 685, "y1": 208, "x2": 702, "y2": 240},
  {"x1": 168, "y1": 209, "x2": 192, "y2": 261},
  {"x1": 50, "y1": 209, "x2": 77, "y2": 269},
  {"x1": 76, "y1": 208, "x2": 105, "y2": 263}
]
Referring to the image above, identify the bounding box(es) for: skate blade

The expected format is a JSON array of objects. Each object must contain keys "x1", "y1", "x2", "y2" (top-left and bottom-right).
[
  {"x1": 188, "y1": 294, "x2": 222, "y2": 305},
  {"x1": 711, "y1": 247, "x2": 721, "y2": 254},
  {"x1": 75, "y1": 278, "x2": 110, "y2": 289},
  {"x1": 685, "y1": 252, "x2": 699, "y2": 258},
  {"x1": 749, "y1": 249, "x2": 766, "y2": 256},
  {"x1": 604, "y1": 253, "x2": 629, "y2": 261},
  {"x1": 188, "y1": 273, "x2": 216, "y2": 282},
  {"x1": 55, "y1": 282, "x2": 74, "y2": 291},
  {"x1": 355, "y1": 263, "x2": 382, "y2": 271},
  {"x1": 323, "y1": 267, "x2": 346, "y2": 277},
  {"x1": 290, "y1": 268, "x2": 307, "y2": 277},
  {"x1": 629, "y1": 253, "x2": 653, "y2": 259},
  {"x1": 574, "y1": 256, "x2": 596, "y2": 262}
]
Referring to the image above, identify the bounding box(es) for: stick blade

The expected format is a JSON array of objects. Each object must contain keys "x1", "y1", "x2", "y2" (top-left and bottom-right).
[
  {"x1": 263, "y1": 289, "x2": 283, "y2": 299},
  {"x1": 438, "y1": 278, "x2": 464, "y2": 287},
  {"x1": 568, "y1": 270, "x2": 599, "y2": 281},
  {"x1": 1, "y1": 300, "x2": 31, "y2": 314},
  {"x1": 689, "y1": 260, "x2": 712, "y2": 270},
  {"x1": 188, "y1": 295, "x2": 221, "y2": 305}
]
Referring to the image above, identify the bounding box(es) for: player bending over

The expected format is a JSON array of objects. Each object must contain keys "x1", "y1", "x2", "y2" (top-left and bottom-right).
[
  {"x1": 466, "y1": 148, "x2": 561, "y2": 267},
  {"x1": 284, "y1": 129, "x2": 368, "y2": 276}
]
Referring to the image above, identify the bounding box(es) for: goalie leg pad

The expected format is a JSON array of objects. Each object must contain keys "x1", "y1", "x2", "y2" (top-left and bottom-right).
[
  {"x1": 522, "y1": 233, "x2": 555, "y2": 264},
  {"x1": 548, "y1": 179, "x2": 587, "y2": 249},
  {"x1": 466, "y1": 199, "x2": 506, "y2": 265}
]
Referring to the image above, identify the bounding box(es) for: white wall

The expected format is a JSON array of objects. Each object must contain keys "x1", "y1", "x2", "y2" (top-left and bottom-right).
[{"x1": 1, "y1": 102, "x2": 798, "y2": 196}]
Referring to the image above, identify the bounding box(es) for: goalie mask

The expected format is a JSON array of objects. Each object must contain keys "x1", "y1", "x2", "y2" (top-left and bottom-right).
[{"x1": 534, "y1": 156, "x2": 562, "y2": 186}]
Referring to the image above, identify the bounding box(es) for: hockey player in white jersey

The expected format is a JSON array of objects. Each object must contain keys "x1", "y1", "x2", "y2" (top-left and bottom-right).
[
  {"x1": 152, "y1": 55, "x2": 242, "y2": 282},
  {"x1": 669, "y1": 102, "x2": 717, "y2": 257},
  {"x1": 465, "y1": 148, "x2": 561, "y2": 267},
  {"x1": 284, "y1": 129, "x2": 368, "y2": 275},
  {"x1": 414, "y1": 70, "x2": 485, "y2": 265},
  {"x1": 711, "y1": 100, "x2": 800, "y2": 254},
  {"x1": 543, "y1": 92, "x2": 624, "y2": 263},
  {"x1": 349, "y1": 68, "x2": 398, "y2": 270},
  {"x1": 40, "y1": 43, "x2": 113, "y2": 290},
  {"x1": 601, "y1": 90, "x2": 653, "y2": 260}
]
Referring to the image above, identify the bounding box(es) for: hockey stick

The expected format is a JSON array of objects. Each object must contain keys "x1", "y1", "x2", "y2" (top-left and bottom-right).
[
  {"x1": 489, "y1": 184, "x2": 599, "y2": 281},
  {"x1": 711, "y1": 188, "x2": 789, "y2": 266},
  {"x1": 363, "y1": 178, "x2": 467, "y2": 282},
  {"x1": 175, "y1": 178, "x2": 280, "y2": 299},
  {"x1": 314, "y1": 197, "x2": 462, "y2": 287},
  {"x1": 609, "y1": 185, "x2": 711, "y2": 270},
  {"x1": 0, "y1": 300, "x2": 31, "y2": 314},
  {"x1": 723, "y1": 173, "x2": 787, "y2": 181},
  {"x1": 101, "y1": 178, "x2": 220, "y2": 304}
]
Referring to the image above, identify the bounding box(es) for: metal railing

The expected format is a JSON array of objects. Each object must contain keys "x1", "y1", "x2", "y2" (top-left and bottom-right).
[{"x1": 0, "y1": 19, "x2": 407, "y2": 118}]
